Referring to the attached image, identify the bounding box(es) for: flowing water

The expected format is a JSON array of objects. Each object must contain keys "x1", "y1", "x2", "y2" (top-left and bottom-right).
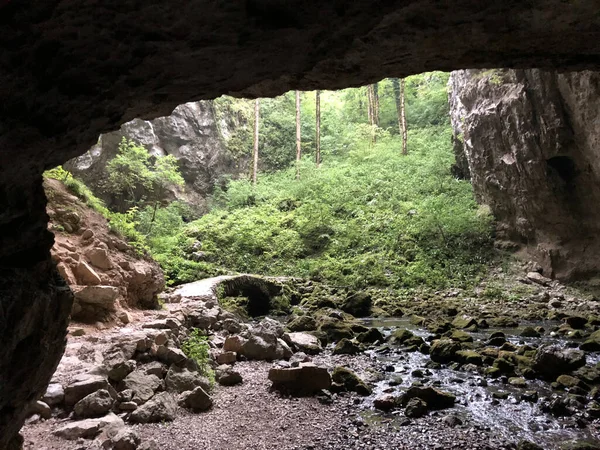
[{"x1": 358, "y1": 317, "x2": 600, "y2": 449}]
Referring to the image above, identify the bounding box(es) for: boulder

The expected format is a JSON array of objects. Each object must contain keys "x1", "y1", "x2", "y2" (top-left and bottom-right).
[
  {"x1": 532, "y1": 345, "x2": 586, "y2": 379},
  {"x1": 520, "y1": 327, "x2": 541, "y2": 338},
  {"x1": 71, "y1": 285, "x2": 119, "y2": 308},
  {"x1": 64, "y1": 374, "x2": 109, "y2": 408},
  {"x1": 287, "y1": 315, "x2": 317, "y2": 332},
  {"x1": 74, "y1": 389, "x2": 114, "y2": 418},
  {"x1": 332, "y1": 338, "x2": 362, "y2": 355},
  {"x1": 341, "y1": 292, "x2": 372, "y2": 317},
  {"x1": 429, "y1": 339, "x2": 462, "y2": 364},
  {"x1": 27, "y1": 400, "x2": 51, "y2": 420},
  {"x1": 74, "y1": 261, "x2": 102, "y2": 285},
  {"x1": 268, "y1": 363, "x2": 331, "y2": 395},
  {"x1": 119, "y1": 371, "x2": 162, "y2": 405},
  {"x1": 223, "y1": 335, "x2": 247, "y2": 353},
  {"x1": 451, "y1": 315, "x2": 477, "y2": 329},
  {"x1": 356, "y1": 327, "x2": 384, "y2": 344},
  {"x1": 580, "y1": 330, "x2": 600, "y2": 351},
  {"x1": 110, "y1": 429, "x2": 141, "y2": 450},
  {"x1": 449, "y1": 330, "x2": 473, "y2": 343},
  {"x1": 53, "y1": 413, "x2": 124, "y2": 440},
  {"x1": 42, "y1": 383, "x2": 65, "y2": 406},
  {"x1": 331, "y1": 366, "x2": 371, "y2": 396},
  {"x1": 405, "y1": 397, "x2": 428, "y2": 418},
  {"x1": 373, "y1": 394, "x2": 400, "y2": 411},
  {"x1": 215, "y1": 365, "x2": 243, "y2": 386},
  {"x1": 526, "y1": 272, "x2": 551, "y2": 286},
  {"x1": 400, "y1": 386, "x2": 456, "y2": 410},
  {"x1": 156, "y1": 345, "x2": 188, "y2": 366},
  {"x1": 87, "y1": 247, "x2": 112, "y2": 270},
  {"x1": 165, "y1": 364, "x2": 211, "y2": 393},
  {"x1": 178, "y1": 387, "x2": 213, "y2": 412},
  {"x1": 286, "y1": 332, "x2": 322, "y2": 354},
  {"x1": 216, "y1": 351, "x2": 237, "y2": 365},
  {"x1": 129, "y1": 392, "x2": 177, "y2": 423}
]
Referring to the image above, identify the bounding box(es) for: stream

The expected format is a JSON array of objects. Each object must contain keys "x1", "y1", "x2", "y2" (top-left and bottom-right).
[{"x1": 358, "y1": 317, "x2": 600, "y2": 449}]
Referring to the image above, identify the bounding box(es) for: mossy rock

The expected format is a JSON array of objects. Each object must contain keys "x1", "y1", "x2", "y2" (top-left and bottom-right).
[
  {"x1": 341, "y1": 292, "x2": 372, "y2": 317},
  {"x1": 449, "y1": 330, "x2": 473, "y2": 343},
  {"x1": 333, "y1": 338, "x2": 363, "y2": 355},
  {"x1": 331, "y1": 366, "x2": 371, "y2": 396},
  {"x1": 508, "y1": 377, "x2": 527, "y2": 388},
  {"x1": 489, "y1": 317, "x2": 519, "y2": 328},
  {"x1": 520, "y1": 327, "x2": 541, "y2": 338},
  {"x1": 451, "y1": 315, "x2": 477, "y2": 329},
  {"x1": 429, "y1": 339, "x2": 461, "y2": 364},
  {"x1": 356, "y1": 328, "x2": 384, "y2": 344},
  {"x1": 580, "y1": 330, "x2": 600, "y2": 351},
  {"x1": 287, "y1": 314, "x2": 318, "y2": 332},
  {"x1": 456, "y1": 350, "x2": 483, "y2": 366},
  {"x1": 400, "y1": 386, "x2": 455, "y2": 410}
]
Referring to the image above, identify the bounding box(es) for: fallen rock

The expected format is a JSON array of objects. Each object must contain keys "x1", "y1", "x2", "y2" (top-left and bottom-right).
[
  {"x1": 286, "y1": 332, "x2": 322, "y2": 354},
  {"x1": 64, "y1": 374, "x2": 110, "y2": 408},
  {"x1": 215, "y1": 365, "x2": 243, "y2": 386},
  {"x1": 74, "y1": 389, "x2": 114, "y2": 418},
  {"x1": 110, "y1": 429, "x2": 141, "y2": 450},
  {"x1": 43, "y1": 383, "x2": 65, "y2": 406},
  {"x1": 374, "y1": 394, "x2": 399, "y2": 411},
  {"x1": 216, "y1": 351, "x2": 237, "y2": 365},
  {"x1": 331, "y1": 366, "x2": 371, "y2": 396},
  {"x1": 156, "y1": 345, "x2": 188, "y2": 366},
  {"x1": 287, "y1": 315, "x2": 317, "y2": 332},
  {"x1": 74, "y1": 261, "x2": 102, "y2": 285},
  {"x1": 429, "y1": 339, "x2": 462, "y2": 364},
  {"x1": 532, "y1": 345, "x2": 586, "y2": 379},
  {"x1": 129, "y1": 392, "x2": 177, "y2": 423},
  {"x1": 53, "y1": 413, "x2": 124, "y2": 440},
  {"x1": 119, "y1": 371, "x2": 162, "y2": 405},
  {"x1": 356, "y1": 328, "x2": 384, "y2": 344},
  {"x1": 400, "y1": 386, "x2": 456, "y2": 410},
  {"x1": 165, "y1": 364, "x2": 211, "y2": 393},
  {"x1": 268, "y1": 363, "x2": 331, "y2": 395},
  {"x1": 178, "y1": 386, "x2": 213, "y2": 412},
  {"x1": 332, "y1": 338, "x2": 362, "y2": 355},
  {"x1": 526, "y1": 272, "x2": 552, "y2": 286},
  {"x1": 341, "y1": 291, "x2": 372, "y2": 317},
  {"x1": 71, "y1": 285, "x2": 119, "y2": 308},
  {"x1": 27, "y1": 401, "x2": 51, "y2": 420},
  {"x1": 405, "y1": 397, "x2": 428, "y2": 418},
  {"x1": 87, "y1": 247, "x2": 112, "y2": 270}
]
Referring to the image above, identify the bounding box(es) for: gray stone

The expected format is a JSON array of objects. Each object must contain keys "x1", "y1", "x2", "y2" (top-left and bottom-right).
[
  {"x1": 165, "y1": 364, "x2": 211, "y2": 393},
  {"x1": 119, "y1": 371, "x2": 162, "y2": 405},
  {"x1": 42, "y1": 383, "x2": 65, "y2": 406},
  {"x1": 215, "y1": 365, "x2": 243, "y2": 386},
  {"x1": 110, "y1": 429, "x2": 141, "y2": 450},
  {"x1": 64, "y1": 375, "x2": 109, "y2": 408},
  {"x1": 286, "y1": 332, "x2": 322, "y2": 355},
  {"x1": 179, "y1": 386, "x2": 213, "y2": 411},
  {"x1": 53, "y1": 413, "x2": 124, "y2": 440},
  {"x1": 129, "y1": 393, "x2": 177, "y2": 423},
  {"x1": 268, "y1": 363, "x2": 331, "y2": 395},
  {"x1": 74, "y1": 389, "x2": 114, "y2": 418},
  {"x1": 71, "y1": 285, "x2": 119, "y2": 308}
]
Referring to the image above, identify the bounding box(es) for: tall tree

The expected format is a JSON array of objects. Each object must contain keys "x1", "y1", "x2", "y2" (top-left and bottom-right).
[
  {"x1": 392, "y1": 78, "x2": 408, "y2": 155},
  {"x1": 295, "y1": 90, "x2": 301, "y2": 179},
  {"x1": 315, "y1": 90, "x2": 321, "y2": 168},
  {"x1": 372, "y1": 82, "x2": 380, "y2": 126},
  {"x1": 252, "y1": 98, "x2": 260, "y2": 186},
  {"x1": 400, "y1": 78, "x2": 408, "y2": 155},
  {"x1": 366, "y1": 85, "x2": 374, "y2": 125}
]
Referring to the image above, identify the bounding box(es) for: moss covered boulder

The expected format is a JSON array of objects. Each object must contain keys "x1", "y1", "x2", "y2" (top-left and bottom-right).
[
  {"x1": 331, "y1": 367, "x2": 371, "y2": 396},
  {"x1": 429, "y1": 339, "x2": 461, "y2": 364}
]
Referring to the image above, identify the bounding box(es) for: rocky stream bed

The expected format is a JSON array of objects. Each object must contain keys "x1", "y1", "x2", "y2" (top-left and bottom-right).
[{"x1": 19, "y1": 272, "x2": 600, "y2": 450}]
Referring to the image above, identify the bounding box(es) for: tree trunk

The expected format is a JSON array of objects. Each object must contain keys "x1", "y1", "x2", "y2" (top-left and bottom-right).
[
  {"x1": 366, "y1": 85, "x2": 374, "y2": 125},
  {"x1": 401, "y1": 78, "x2": 408, "y2": 155},
  {"x1": 373, "y1": 82, "x2": 379, "y2": 126},
  {"x1": 296, "y1": 90, "x2": 301, "y2": 179},
  {"x1": 315, "y1": 90, "x2": 321, "y2": 168},
  {"x1": 392, "y1": 78, "x2": 402, "y2": 135},
  {"x1": 252, "y1": 98, "x2": 260, "y2": 186}
]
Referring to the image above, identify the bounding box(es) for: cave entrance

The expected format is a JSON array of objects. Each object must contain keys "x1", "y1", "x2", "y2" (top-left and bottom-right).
[{"x1": 218, "y1": 275, "x2": 283, "y2": 317}]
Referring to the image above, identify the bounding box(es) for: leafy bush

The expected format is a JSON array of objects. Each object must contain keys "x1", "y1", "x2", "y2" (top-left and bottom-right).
[{"x1": 181, "y1": 328, "x2": 215, "y2": 387}]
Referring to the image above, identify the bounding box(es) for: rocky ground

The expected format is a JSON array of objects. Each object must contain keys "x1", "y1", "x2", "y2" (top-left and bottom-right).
[{"x1": 20, "y1": 267, "x2": 600, "y2": 450}]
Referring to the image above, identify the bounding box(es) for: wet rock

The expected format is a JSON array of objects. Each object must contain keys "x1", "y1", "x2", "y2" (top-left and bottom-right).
[
  {"x1": 64, "y1": 374, "x2": 110, "y2": 408},
  {"x1": 178, "y1": 387, "x2": 213, "y2": 412},
  {"x1": 533, "y1": 345, "x2": 586, "y2": 379},
  {"x1": 341, "y1": 292, "x2": 372, "y2": 317},
  {"x1": 74, "y1": 389, "x2": 114, "y2": 418},
  {"x1": 400, "y1": 386, "x2": 456, "y2": 410},
  {"x1": 508, "y1": 377, "x2": 527, "y2": 388},
  {"x1": 451, "y1": 315, "x2": 477, "y2": 329},
  {"x1": 456, "y1": 350, "x2": 483, "y2": 366},
  {"x1": 573, "y1": 366, "x2": 600, "y2": 385},
  {"x1": 388, "y1": 329, "x2": 424, "y2": 347},
  {"x1": 332, "y1": 338, "x2": 362, "y2": 355},
  {"x1": 165, "y1": 365, "x2": 211, "y2": 393},
  {"x1": 285, "y1": 332, "x2": 322, "y2": 354},
  {"x1": 520, "y1": 327, "x2": 541, "y2": 338},
  {"x1": 215, "y1": 364, "x2": 243, "y2": 386},
  {"x1": 404, "y1": 398, "x2": 428, "y2": 418},
  {"x1": 449, "y1": 330, "x2": 473, "y2": 343},
  {"x1": 53, "y1": 413, "x2": 124, "y2": 440},
  {"x1": 556, "y1": 374, "x2": 587, "y2": 389},
  {"x1": 356, "y1": 327, "x2": 384, "y2": 344},
  {"x1": 580, "y1": 330, "x2": 600, "y2": 351},
  {"x1": 331, "y1": 366, "x2": 371, "y2": 396},
  {"x1": 429, "y1": 339, "x2": 461, "y2": 364},
  {"x1": 521, "y1": 391, "x2": 539, "y2": 403},
  {"x1": 373, "y1": 394, "x2": 400, "y2": 411},
  {"x1": 268, "y1": 363, "x2": 331, "y2": 395},
  {"x1": 43, "y1": 383, "x2": 65, "y2": 406},
  {"x1": 565, "y1": 316, "x2": 588, "y2": 330},
  {"x1": 517, "y1": 441, "x2": 544, "y2": 450},
  {"x1": 129, "y1": 392, "x2": 177, "y2": 423}
]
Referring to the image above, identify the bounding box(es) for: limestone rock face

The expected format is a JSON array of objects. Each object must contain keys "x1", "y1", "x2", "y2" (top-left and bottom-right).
[
  {"x1": 66, "y1": 101, "x2": 243, "y2": 213},
  {"x1": 449, "y1": 69, "x2": 600, "y2": 280}
]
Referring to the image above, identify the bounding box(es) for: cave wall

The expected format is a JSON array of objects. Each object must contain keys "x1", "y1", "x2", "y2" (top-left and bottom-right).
[
  {"x1": 2, "y1": 1, "x2": 600, "y2": 447},
  {"x1": 449, "y1": 69, "x2": 600, "y2": 280},
  {"x1": 65, "y1": 101, "x2": 244, "y2": 213}
]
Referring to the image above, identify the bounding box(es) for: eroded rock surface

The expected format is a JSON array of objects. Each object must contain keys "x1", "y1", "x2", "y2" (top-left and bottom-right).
[{"x1": 449, "y1": 69, "x2": 600, "y2": 280}]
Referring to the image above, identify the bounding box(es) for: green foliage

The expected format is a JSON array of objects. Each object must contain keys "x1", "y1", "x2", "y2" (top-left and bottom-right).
[
  {"x1": 106, "y1": 138, "x2": 184, "y2": 208},
  {"x1": 181, "y1": 328, "x2": 215, "y2": 387},
  {"x1": 157, "y1": 124, "x2": 494, "y2": 289}
]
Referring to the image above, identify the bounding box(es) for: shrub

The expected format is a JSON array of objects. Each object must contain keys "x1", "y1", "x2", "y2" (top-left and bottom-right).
[{"x1": 181, "y1": 328, "x2": 215, "y2": 387}]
